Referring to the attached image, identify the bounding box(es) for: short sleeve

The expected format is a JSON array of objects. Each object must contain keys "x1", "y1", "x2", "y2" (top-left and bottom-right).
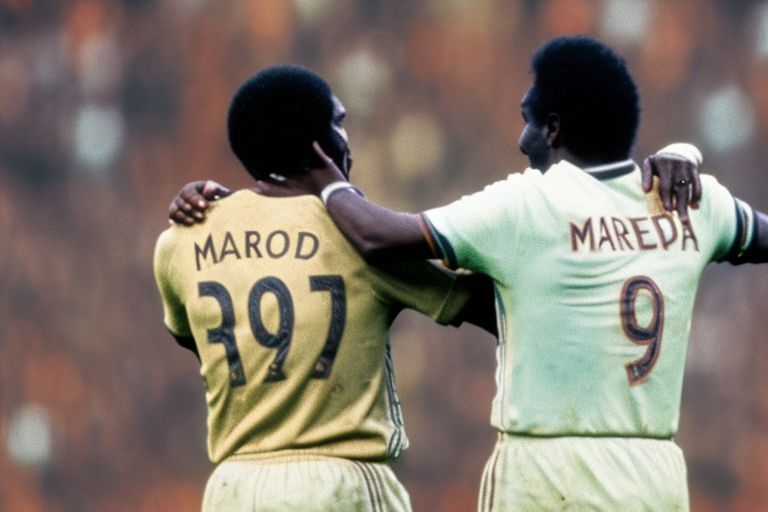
[
  {"x1": 698, "y1": 175, "x2": 742, "y2": 262},
  {"x1": 368, "y1": 261, "x2": 475, "y2": 326},
  {"x1": 716, "y1": 198, "x2": 758, "y2": 263},
  {"x1": 422, "y1": 174, "x2": 525, "y2": 276},
  {"x1": 153, "y1": 229, "x2": 192, "y2": 337}
]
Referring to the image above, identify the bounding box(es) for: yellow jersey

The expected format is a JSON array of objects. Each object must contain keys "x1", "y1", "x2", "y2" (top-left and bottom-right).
[{"x1": 154, "y1": 190, "x2": 473, "y2": 464}]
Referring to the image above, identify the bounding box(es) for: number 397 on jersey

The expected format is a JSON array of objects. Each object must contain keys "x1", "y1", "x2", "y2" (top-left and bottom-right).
[{"x1": 198, "y1": 275, "x2": 346, "y2": 387}]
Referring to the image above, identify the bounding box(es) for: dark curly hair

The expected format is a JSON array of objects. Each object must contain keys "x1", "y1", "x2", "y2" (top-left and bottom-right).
[
  {"x1": 527, "y1": 35, "x2": 640, "y2": 162},
  {"x1": 227, "y1": 65, "x2": 335, "y2": 179}
]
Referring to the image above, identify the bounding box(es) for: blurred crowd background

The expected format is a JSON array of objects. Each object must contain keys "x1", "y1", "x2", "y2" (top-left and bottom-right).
[{"x1": 2, "y1": 0, "x2": 768, "y2": 510}]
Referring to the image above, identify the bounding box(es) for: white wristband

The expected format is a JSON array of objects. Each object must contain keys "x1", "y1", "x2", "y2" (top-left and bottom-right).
[
  {"x1": 320, "y1": 181, "x2": 364, "y2": 205},
  {"x1": 655, "y1": 143, "x2": 703, "y2": 166}
]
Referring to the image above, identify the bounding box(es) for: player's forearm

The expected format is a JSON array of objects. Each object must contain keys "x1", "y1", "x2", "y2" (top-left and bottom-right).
[
  {"x1": 454, "y1": 274, "x2": 498, "y2": 335},
  {"x1": 325, "y1": 189, "x2": 433, "y2": 263}
]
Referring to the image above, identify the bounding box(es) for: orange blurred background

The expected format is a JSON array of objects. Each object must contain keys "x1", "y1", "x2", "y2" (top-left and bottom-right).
[{"x1": 2, "y1": 1, "x2": 768, "y2": 511}]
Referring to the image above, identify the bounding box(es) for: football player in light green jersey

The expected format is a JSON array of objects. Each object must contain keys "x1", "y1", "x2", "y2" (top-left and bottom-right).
[
  {"x1": 239, "y1": 36, "x2": 767, "y2": 510},
  {"x1": 154, "y1": 66, "x2": 496, "y2": 512}
]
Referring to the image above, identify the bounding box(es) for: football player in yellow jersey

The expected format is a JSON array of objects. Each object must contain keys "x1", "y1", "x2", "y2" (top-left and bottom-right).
[
  {"x1": 210, "y1": 37, "x2": 768, "y2": 510},
  {"x1": 154, "y1": 65, "x2": 496, "y2": 512}
]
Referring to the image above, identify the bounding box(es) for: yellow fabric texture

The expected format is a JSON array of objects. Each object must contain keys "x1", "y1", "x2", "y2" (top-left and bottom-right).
[{"x1": 154, "y1": 190, "x2": 472, "y2": 464}]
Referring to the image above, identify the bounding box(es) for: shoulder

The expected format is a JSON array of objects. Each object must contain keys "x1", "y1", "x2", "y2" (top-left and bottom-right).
[
  {"x1": 215, "y1": 189, "x2": 326, "y2": 222},
  {"x1": 695, "y1": 174, "x2": 743, "y2": 238},
  {"x1": 700, "y1": 173, "x2": 723, "y2": 188},
  {"x1": 451, "y1": 169, "x2": 536, "y2": 206},
  {"x1": 424, "y1": 169, "x2": 539, "y2": 228},
  {"x1": 700, "y1": 173, "x2": 729, "y2": 190},
  {"x1": 155, "y1": 225, "x2": 180, "y2": 257},
  {"x1": 699, "y1": 173, "x2": 736, "y2": 210},
  {"x1": 501, "y1": 167, "x2": 543, "y2": 188},
  {"x1": 153, "y1": 225, "x2": 184, "y2": 275}
]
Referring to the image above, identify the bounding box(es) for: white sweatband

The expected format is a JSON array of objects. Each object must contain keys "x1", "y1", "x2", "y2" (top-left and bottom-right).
[
  {"x1": 655, "y1": 143, "x2": 703, "y2": 166},
  {"x1": 320, "y1": 181, "x2": 364, "y2": 205}
]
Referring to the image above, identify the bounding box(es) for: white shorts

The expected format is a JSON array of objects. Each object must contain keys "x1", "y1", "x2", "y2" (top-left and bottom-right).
[
  {"x1": 478, "y1": 434, "x2": 689, "y2": 511},
  {"x1": 202, "y1": 454, "x2": 411, "y2": 512}
]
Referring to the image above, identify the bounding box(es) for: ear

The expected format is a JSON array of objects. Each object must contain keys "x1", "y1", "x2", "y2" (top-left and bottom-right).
[{"x1": 545, "y1": 113, "x2": 561, "y2": 148}]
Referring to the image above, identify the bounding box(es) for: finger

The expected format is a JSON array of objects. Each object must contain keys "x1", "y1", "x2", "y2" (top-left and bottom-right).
[
  {"x1": 641, "y1": 157, "x2": 654, "y2": 193},
  {"x1": 176, "y1": 196, "x2": 193, "y2": 212},
  {"x1": 170, "y1": 204, "x2": 195, "y2": 225},
  {"x1": 188, "y1": 180, "x2": 209, "y2": 205},
  {"x1": 178, "y1": 212, "x2": 196, "y2": 225},
  {"x1": 312, "y1": 141, "x2": 334, "y2": 165},
  {"x1": 312, "y1": 141, "x2": 348, "y2": 182},
  {"x1": 169, "y1": 197, "x2": 186, "y2": 217},
  {"x1": 657, "y1": 161, "x2": 674, "y2": 213},
  {"x1": 180, "y1": 187, "x2": 208, "y2": 211},
  {"x1": 174, "y1": 196, "x2": 201, "y2": 218},
  {"x1": 169, "y1": 201, "x2": 180, "y2": 221},
  {"x1": 176, "y1": 196, "x2": 205, "y2": 222},
  {"x1": 202, "y1": 180, "x2": 231, "y2": 199},
  {"x1": 689, "y1": 164, "x2": 702, "y2": 207},
  {"x1": 675, "y1": 184, "x2": 690, "y2": 223},
  {"x1": 253, "y1": 179, "x2": 278, "y2": 196}
]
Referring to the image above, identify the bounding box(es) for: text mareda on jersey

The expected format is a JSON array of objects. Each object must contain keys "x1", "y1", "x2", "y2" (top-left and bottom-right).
[
  {"x1": 570, "y1": 213, "x2": 698, "y2": 252},
  {"x1": 194, "y1": 230, "x2": 319, "y2": 271}
]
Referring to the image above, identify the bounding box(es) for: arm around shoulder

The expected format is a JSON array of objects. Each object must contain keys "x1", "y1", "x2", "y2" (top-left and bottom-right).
[
  {"x1": 305, "y1": 142, "x2": 436, "y2": 263},
  {"x1": 324, "y1": 188, "x2": 435, "y2": 263}
]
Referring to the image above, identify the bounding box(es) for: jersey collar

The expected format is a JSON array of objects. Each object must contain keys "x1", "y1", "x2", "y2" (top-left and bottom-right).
[{"x1": 581, "y1": 159, "x2": 636, "y2": 180}]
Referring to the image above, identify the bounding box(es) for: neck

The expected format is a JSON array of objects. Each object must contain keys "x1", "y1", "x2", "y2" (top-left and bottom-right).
[
  {"x1": 558, "y1": 148, "x2": 626, "y2": 169},
  {"x1": 251, "y1": 172, "x2": 309, "y2": 198}
]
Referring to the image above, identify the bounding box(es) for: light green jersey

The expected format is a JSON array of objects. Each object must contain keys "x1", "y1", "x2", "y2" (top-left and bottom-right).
[
  {"x1": 424, "y1": 160, "x2": 746, "y2": 438},
  {"x1": 154, "y1": 190, "x2": 472, "y2": 464}
]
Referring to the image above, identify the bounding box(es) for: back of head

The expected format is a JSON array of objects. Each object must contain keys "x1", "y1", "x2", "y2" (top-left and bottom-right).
[
  {"x1": 228, "y1": 65, "x2": 334, "y2": 179},
  {"x1": 528, "y1": 35, "x2": 640, "y2": 163}
]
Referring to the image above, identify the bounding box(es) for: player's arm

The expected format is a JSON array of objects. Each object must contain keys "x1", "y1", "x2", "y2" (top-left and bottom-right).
[
  {"x1": 154, "y1": 232, "x2": 202, "y2": 360},
  {"x1": 168, "y1": 143, "x2": 704, "y2": 263},
  {"x1": 251, "y1": 142, "x2": 706, "y2": 264},
  {"x1": 260, "y1": 158, "x2": 431, "y2": 263},
  {"x1": 374, "y1": 260, "x2": 498, "y2": 335},
  {"x1": 728, "y1": 207, "x2": 768, "y2": 264},
  {"x1": 305, "y1": 183, "x2": 432, "y2": 263},
  {"x1": 453, "y1": 273, "x2": 497, "y2": 334},
  {"x1": 749, "y1": 210, "x2": 768, "y2": 262}
]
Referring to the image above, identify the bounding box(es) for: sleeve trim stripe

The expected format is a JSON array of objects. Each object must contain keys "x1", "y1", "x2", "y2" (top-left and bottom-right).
[
  {"x1": 417, "y1": 214, "x2": 441, "y2": 260},
  {"x1": 419, "y1": 214, "x2": 459, "y2": 269},
  {"x1": 721, "y1": 198, "x2": 756, "y2": 263}
]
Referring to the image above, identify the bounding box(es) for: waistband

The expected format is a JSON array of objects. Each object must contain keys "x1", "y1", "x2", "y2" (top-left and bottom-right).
[{"x1": 223, "y1": 450, "x2": 388, "y2": 465}]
